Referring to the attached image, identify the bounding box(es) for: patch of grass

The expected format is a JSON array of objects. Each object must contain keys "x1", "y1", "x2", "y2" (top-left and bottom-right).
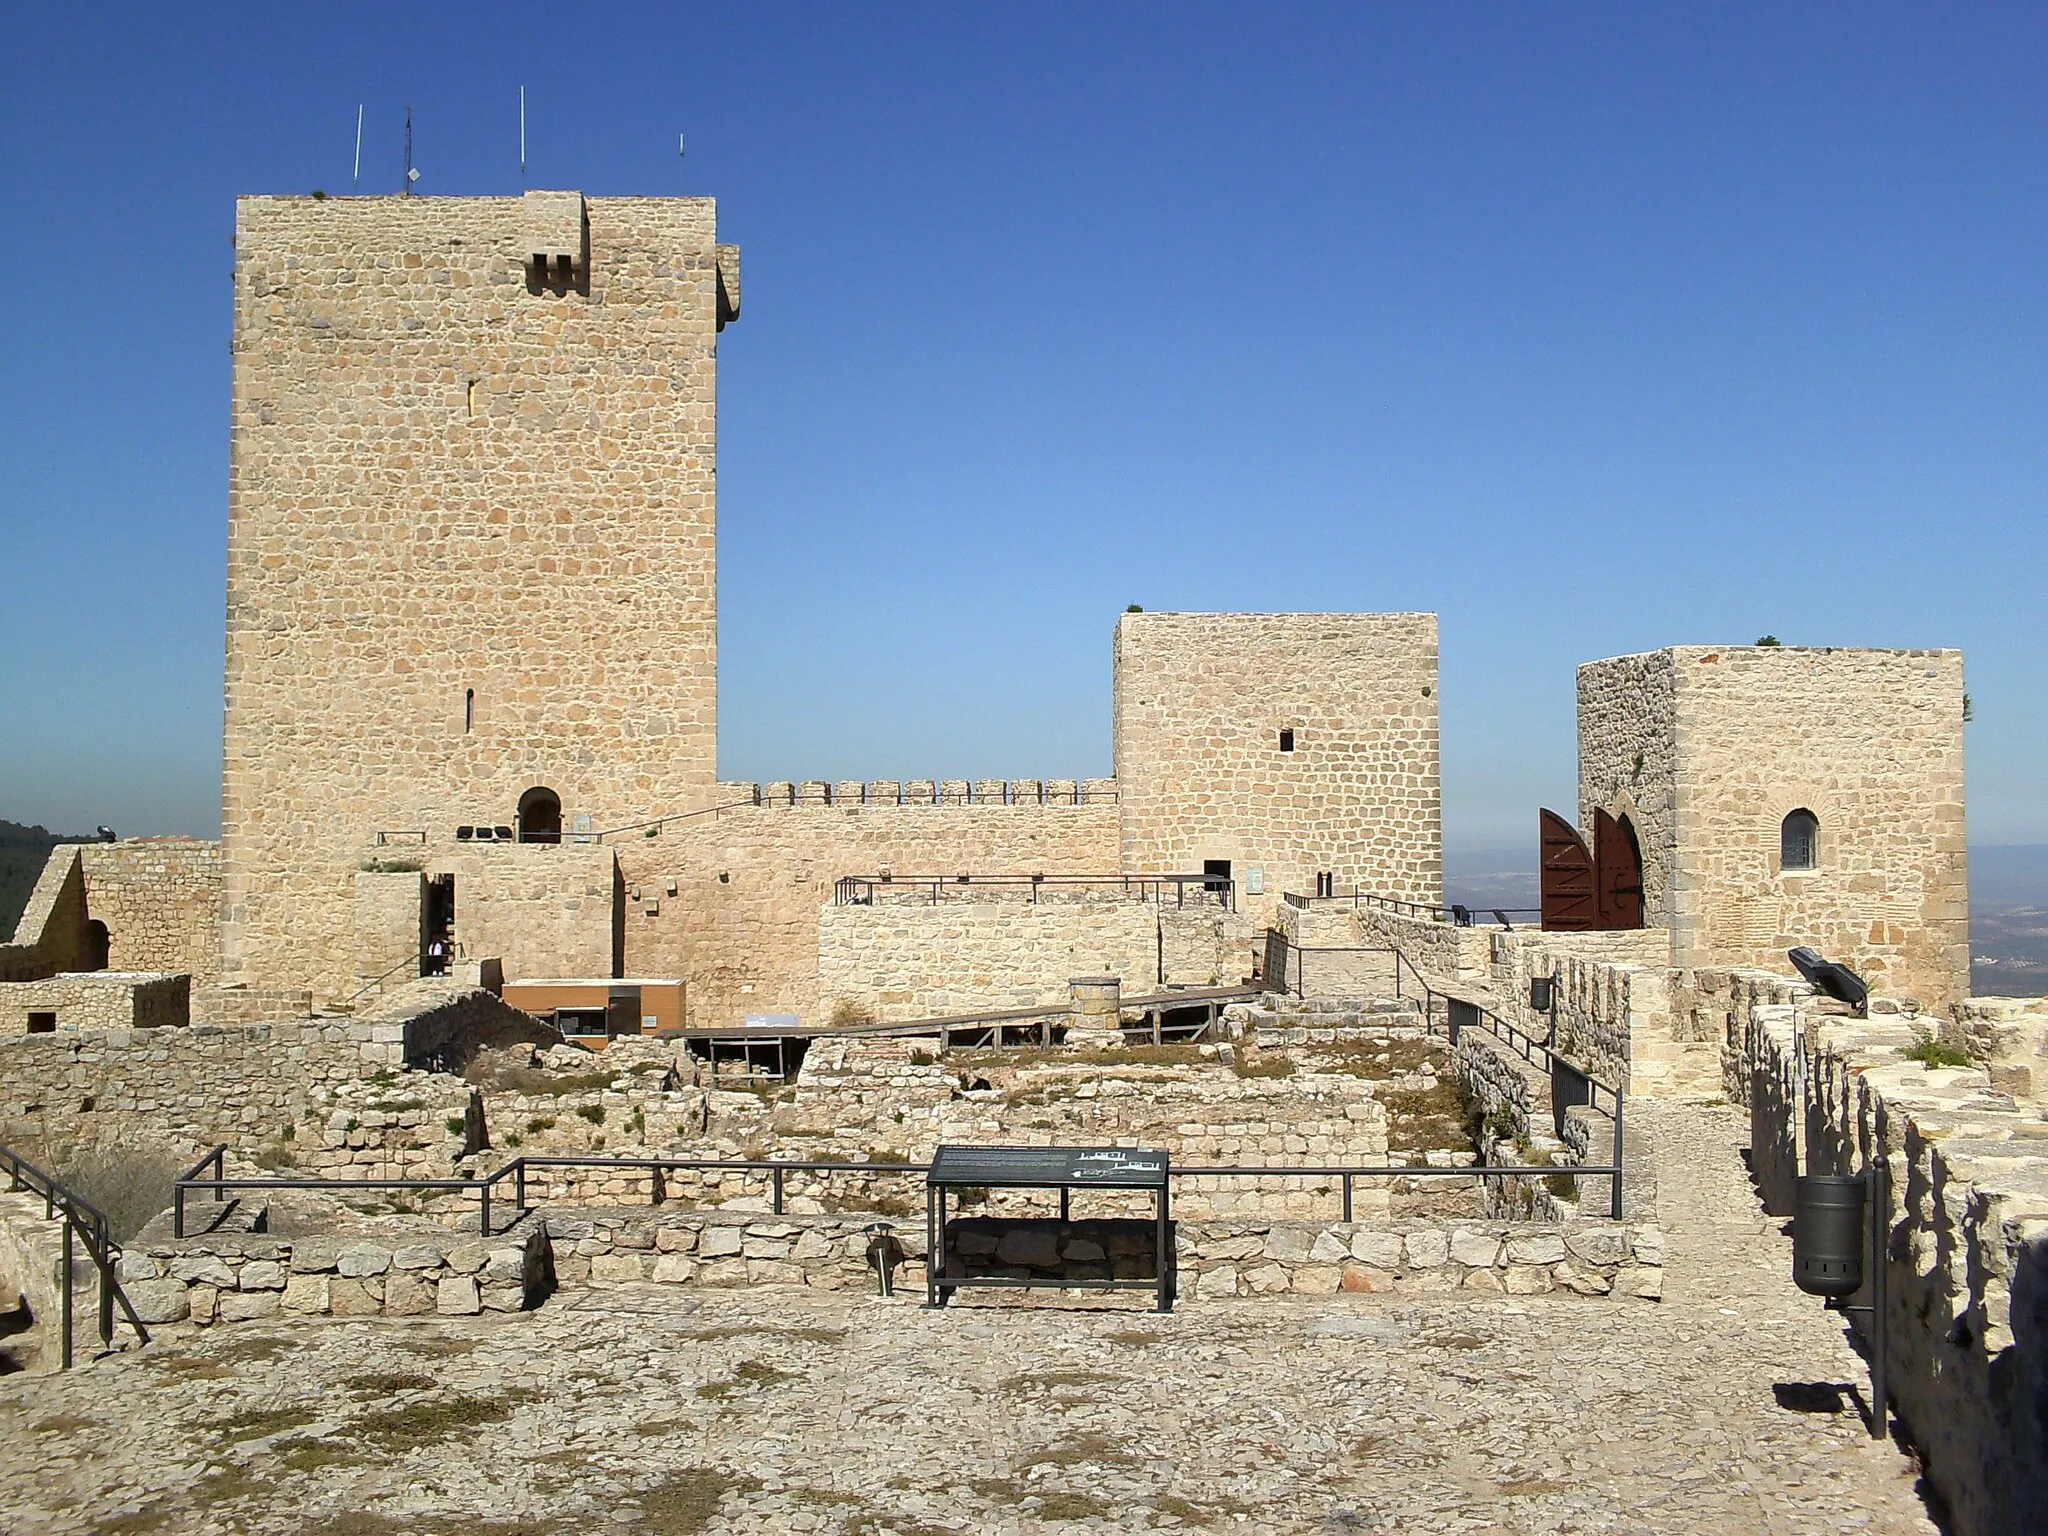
[
  {"x1": 369, "y1": 1098, "x2": 426, "y2": 1114},
  {"x1": 275, "y1": 1435, "x2": 366, "y2": 1473},
  {"x1": 400, "y1": 1335, "x2": 478, "y2": 1357},
  {"x1": 148, "y1": 1354, "x2": 232, "y2": 1379},
  {"x1": 350, "y1": 1394, "x2": 512, "y2": 1449},
  {"x1": 33, "y1": 1413, "x2": 99, "y2": 1434},
  {"x1": 91, "y1": 1507, "x2": 177, "y2": 1535},
  {"x1": 341, "y1": 1371, "x2": 437, "y2": 1396},
  {"x1": 217, "y1": 1405, "x2": 318, "y2": 1443},
  {"x1": 468, "y1": 1063, "x2": 616, "y2": 1096},
  {"x1": 845, "y1": 1513, "x2": 952, "y2": 1536},
  {"x1": 634, "y1": 1419, "x2": 681, "y2": 1437},
  {"x1": 1905, "y1": 1033, "x2": 1972, "y2": 1069},
  {"x1": 1499, "y1": 1477, "x2": 1573, "y2": 1496},
  {"x1": 575, "y1": 1103, "x2": 606, "y2": 1125},
  {"x1": 445, "y1": 1117, "x2": 466, "y2": 1135},
  {"x1": 1386, "y1": 1070, "x2": 1483, "y2": 1155},
  {"x1": 674, "y1": 1324, "x2": 844, "y2": 1344},
  {"x1": 252, "y1": 1144, "x2": 299, "y2": 1172},
  {"x1": 1034, "y1": 1491, "x2": 1114, "y2": 1520},
  {"x1": 734, "y1": 1360, "x2": 796, "y2": 1385},
  {"x1": 192, "y1": 1459, "x2": 271, "y2": 1504},
  {"x1": 640, "y1": 1470, "x2": 763, "y2": 1535},
  {"x1": 1016, "y1": 1431, "x2": 1138, "y2": 1468},
  {"x1": 1000, "y1": 1368, "x2": 1121, "y2": 1394},
  {"x1": 1106, "y1": 1329, "x2": 1158, "y2": 1346},
  {"x1": 526, "y1": 1115, "x2": 557, "y2": 1132},
  {"x1": 1232, "y1": 1052, "x2": 1296, "y2": 1079}
]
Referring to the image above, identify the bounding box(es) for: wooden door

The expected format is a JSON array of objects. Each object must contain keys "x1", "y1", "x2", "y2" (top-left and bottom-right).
[
  {"x1": 1594, "y1": 809, "x2": 1645, "y2": 930},
  {"x1": 1539, "y1": 810, "x2": 1597, "y2": 931}
]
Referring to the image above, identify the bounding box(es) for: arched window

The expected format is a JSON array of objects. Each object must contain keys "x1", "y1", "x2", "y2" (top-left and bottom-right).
[
  {"x1": 1781, "y1": 809, "x2": 1819, "y2": 872},
  {"x1": 517, "y1": 786, "x2": 563, "y2": 844}
]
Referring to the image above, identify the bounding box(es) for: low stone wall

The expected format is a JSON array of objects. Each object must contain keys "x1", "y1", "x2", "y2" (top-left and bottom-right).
[
  {"x1": 114, "y1": 1224, "x2": 552, "y2": 1327},
  {"x1": 542, "y1": 1207, "x2": 1662, "y2": 1302},
  {"x1": 1727, "y1": 979, "x2": 2048, "y2": 1536},
  {"x1": 0, "y1": 972, "x2": 189, "y2": 1033}
]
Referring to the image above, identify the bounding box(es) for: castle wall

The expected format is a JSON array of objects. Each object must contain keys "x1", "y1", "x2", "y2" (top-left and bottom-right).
[
  {"x1": 1581, "y1": 646, "x2": 1968, "y2": 1005},
  {"x1": 1576, "y1": 652, "x2": 1680, "y2": 924},
  {"x1": 222, "y1": 194, "x2": 729, "y2": 1004},
  {"x1": 816, "y1": 898, "x2": 1163, "y2": 1024},
  {"x1": 1113, "y1": 612, "x2": 1442, "y2": 926},
  {"x1": 77, "y1": 841, "x2": 222, "y2": 986},
  {"x1": 613, "y1": 783, "x2": 1121, "y2": 1029},
  {"x1": 0, "y1": 973, "x2": 190, "y2": 1034},
  {"x1": 0, "y1": 847, "x2": 92, "y2": 982}
]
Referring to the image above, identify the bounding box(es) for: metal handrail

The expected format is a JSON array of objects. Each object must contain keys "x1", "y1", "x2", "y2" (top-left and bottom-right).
[
  {"x1": 171, "y1": 1139, "x2": 1633, "y2": 1239},
  {"x1": 1286, "y1": 890, "x2": 1540, "y2": 929},
  {"x1": 834, "y1": 873, "x2": 1235, "y2": 911},
  {"x1": 0, "y1": 1139, "x2": 150, "y2": 1367}
]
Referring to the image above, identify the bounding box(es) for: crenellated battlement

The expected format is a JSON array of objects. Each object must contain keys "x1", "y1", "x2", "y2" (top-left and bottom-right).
[{"x1": 711, "y1": 778, "x2": 1119, "y2": 809}]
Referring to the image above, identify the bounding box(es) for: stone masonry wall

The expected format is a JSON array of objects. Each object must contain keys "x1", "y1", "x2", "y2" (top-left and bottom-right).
[
  {"x1": 1576, "y1": 651, "x2": 1680, "y2": 925},
  {"x1": 1, "y1": 846, "x2": 94, "y2": 982},
  {"x1": 78, "y1": 840, "x2": 222, "y2": 986},
  {"x1": 1726, "y1": 979, "x2": 2048, "y2": 1536},
  {"x1": 816, "y1": 898, "x2": 1165, "y2": 1024},
  {"x1": 1114, "y1": 612, "x2": 1442, "y2": 930},
  {"x1": 0, "y1": 973, "x2": 189, "y2": 1034},
  {"x1": 223, "y1": 194, "x2": 731, "y2": 1005},
  {"x1": 615, "y1": 793, "x2": 1121, "y2": 1029},
  {"x1": 1583, "y1": 646, "x2": 1969, "y2": 1006}
]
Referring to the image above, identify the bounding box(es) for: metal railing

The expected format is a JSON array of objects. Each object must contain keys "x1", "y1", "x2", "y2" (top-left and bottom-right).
[
  {"x1": 1285, "y1": 890, "x2": 1540, "y2": 929},
  {"x1": 834, "y1": 873, "x2": 1235, "y2": 911},
  {"x1": 1255, "y1": 937, "x2": 1625, "y2": 1218},
  {"x1": 0, "y1": 1141, "x2": 150, "y2": 1368},
  {"x1": 174, "y1": 1147, "x2": 1622, "y2": 1239}
]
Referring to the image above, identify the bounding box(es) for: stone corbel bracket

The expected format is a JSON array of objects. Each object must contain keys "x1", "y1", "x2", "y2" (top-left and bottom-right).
[{"x1": 715, "y1": 244, "x2": 741, "y2": 330}]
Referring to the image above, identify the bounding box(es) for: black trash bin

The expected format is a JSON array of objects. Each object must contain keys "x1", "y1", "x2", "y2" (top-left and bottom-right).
[{"x1": 1793, "y1": 1174, "x2": 1865, "y2": 1298}]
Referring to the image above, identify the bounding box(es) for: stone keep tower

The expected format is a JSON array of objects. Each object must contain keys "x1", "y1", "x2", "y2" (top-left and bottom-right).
[
  {"x1": 222, "y1": 193, "x2": 738, "y2": 1000},
  {"x1": 1577, "y1": 645, "x2": 1968, "y2": 1006},
  {"x1": 1113, "y1": 611, "x2": 1443, "y2": 924}
]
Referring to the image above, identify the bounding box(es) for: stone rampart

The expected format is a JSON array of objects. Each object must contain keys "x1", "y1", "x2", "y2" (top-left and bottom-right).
[
  {"x1": 1727, "y1": 980, "x2": 2048, "y2": 1536},
  {"x1": 78, "y1": 840, "x2": 222, "y2": 985}
]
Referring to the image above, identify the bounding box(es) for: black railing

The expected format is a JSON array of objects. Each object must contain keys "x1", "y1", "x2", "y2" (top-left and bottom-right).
[
  {"x1": 834, "y1": 873, "x2": 1234, "y2": 910},
  {"x1": 1256, "y1": 937, "x2": 1625, "y2": 1218},
  {"x1": 173, "y1": 1148, "x2": 1623, "y2": 1240},
  {"x1": 1285, "y1": 890, "x2": 1539, "y2": 929},
  {"x1": 0, "y1": 1140, "x2": 150, "y2": 1368}
]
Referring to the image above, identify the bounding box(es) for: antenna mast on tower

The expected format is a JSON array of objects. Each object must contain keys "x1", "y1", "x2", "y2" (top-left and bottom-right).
[
  {"x1": 403, "y1": 105, "x2": 416, "y2": 195},
  {"x1": 520, "y1": 87, "x2": 527, "y2": 186},
  {"x1": 353, "y1": 104, "x2": 363, "y2": 193}
]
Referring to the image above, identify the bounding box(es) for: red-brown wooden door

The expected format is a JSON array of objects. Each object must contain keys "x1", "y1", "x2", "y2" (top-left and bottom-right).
[
  {"x1": 1594, "y1": 809, "x2": 1645, "y2": 929},
  {"x1": 1540, "y1": 810, "x2": 1598, "y2": 931}
]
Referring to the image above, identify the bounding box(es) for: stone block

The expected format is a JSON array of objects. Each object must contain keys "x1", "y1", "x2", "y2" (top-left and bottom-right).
[
  {"x1": 238, "y1": 1261, "x2": 287, "y2": 1291},
  {"x1": 480, "y1": 1283, "x2": 526, "y2": 1313},
  {"x1": 337, "y1": 1245, "x2": 391, "y2": 1278},
  {"x1": 1461, "y1": 1267, "x2": 1504, "y2": 1292},
  {"x1": 188, "y1": 1286, "x2": 218, "y2": 1325},
  {"x1": 1308, "y1": 1230, "x2": 1351, "y2": 1265},
  {"x1": 590, "y1": 1254, "x2": 646, "y2": 1283},
  {"x1": 118, "y1": 1253, "x2": 162, "y2": 1284},
  {"x1": 791, "y1": 1231, "x2": 836, "y2": 1263},
  {"x1": 1203, "y1": 1235, "x2": 1265, "y2": 1262},
  {"x1": 435, "y1": 1276, "x2": 482, "y2": 1315},
  {"x1": 652, "y1": 1254, "x2": 698, "y2": 1284},
  {"x1": 1062, "y1": 1238, "x2": 1107, "y2": 1263},
  {"x1": 1293, "y1": 1264, "x2": 1343, "y2": 1293},
  {"x1": 280, "y1": 1274, "x2": 331, "y2": 1314},
  {"x1": 443, "y1": 1242, "x2": 490, "y2": 1275},
  {"x1": 383, "y1": 1270, "x2": 437, "y2": 1316},
  {"x1": 1403, "y1": 1231, "x2": 1450, "y2": 1269},
  {"x1": 290, "y1": 1239, "x2": 341, "y2": 1275},
  {"x1": 1564, "y1": 1227, "x2": 1631, "y2": 1266},
  {"x1": 698, "y1": 1258, "x2": 750, "y2": 1288},
  {"x1": 1245, "y1": 1263, "x2": 1292, "y2": 1294},
  {"x1": 1263, "y1": 1228, "x2": 1316, "y2": 1264},
  {"x1": 1339, "y1": 1264, "x2": 1396, "y2": 1293},
  {"x1": 741, "y1": 1235, "x2": 792, "y2": 1260},
  {"x1": 1623, "y1": 1266, "x2": 1663, "y2": 1300},
  {"x1": 483, "y1": 1247, "x2": 527, "y2": 1282},
  {"x1": 996, "y1": 1229, "x2": 1063, "y2": 1269},
  {"x1": 1505, "y1": 1233, "x2": 1568, "y2": 1266},
  {"x1": 699, "y1": 1227, "x2": 744, "y2": 1259},
  {"x1": 654, "y1": 1226, "x2": 699, "y2": 1254},
  {"x1": 330, "y1": 1277, "x2": 384, "y2": 1315},
  {"x1": 217, "y1": 1291, "x2": 280, "y2": 1323},
  {"x1": 1199, "y1": 1265, "x2": 1240, "y2": 1298},
  {"x1": 392, "y1": 1242, "x2": 445, "y2": 1270},
  {"x1": 170, "y1": 1256, "x2": 237, "y2": 1288},
  {"x1": 1349, "y1": 1231, "x2": 1405, "y2": 1269},
  {"x1": 1502, "y1": 1265, "x2": 1553, "y2": 1295},
  {"x1": 1448, "y1": 1230, "x2": 1501, "y2": 1268},
  {"x1": 123, "y1": 1278, "x2": 190, "y2": 1325},
  {"x1": 1557, "y1": 1264, "x2": 1612, "y2": 1296},
  {"x1": 746, "y1": 1260, "x2": 806, "y2": 1286}
]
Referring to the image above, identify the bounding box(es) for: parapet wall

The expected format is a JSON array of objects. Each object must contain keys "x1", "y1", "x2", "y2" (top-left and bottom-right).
[
  {"x1": 0, "y1": 972, "x2": 189, "y2": 1034},
  {"x1": 615, "y1": 796, "x2": 1122, "y2": 1030},
  {"x1": 1725, "y1": 976, "x2": 2048, "y2": 1536},
  {"x1": 709, "y1": 778, "x2": 1118, "y2": 809},
  {"x1": 78, "y1": 841, "x2": 222, "y2": 985}
]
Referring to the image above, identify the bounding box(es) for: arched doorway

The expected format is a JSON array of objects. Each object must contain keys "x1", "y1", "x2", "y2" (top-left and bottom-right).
[
  {"x1": 84, "y1": 919, "x2": 111, "y2": 970},
  {"x1": 517, "y1": 786, "x2": 563, "y2": 844},
  {"x1": 1595, "y1": 809, "x2": 1644, "y2": 929}
]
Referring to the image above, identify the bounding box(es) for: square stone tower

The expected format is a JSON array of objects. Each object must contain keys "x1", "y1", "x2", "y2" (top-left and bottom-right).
[
  {"x1": 1577, "y1": 645, "x2": 1968, "y2": 1005},
  {"x1": 1113, "y1": 612, "x2": 1442, "y2": 924},
  {"x1": 222, "y1": 193, "x2": 738, "y2": 1000}
]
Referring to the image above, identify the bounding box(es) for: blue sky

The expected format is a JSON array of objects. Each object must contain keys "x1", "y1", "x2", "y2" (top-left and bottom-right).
[{"x1": 2, "y1": 5, "x2": 2044, "y2": 853}]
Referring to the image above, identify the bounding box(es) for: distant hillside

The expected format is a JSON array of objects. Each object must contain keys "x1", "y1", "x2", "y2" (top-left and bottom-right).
[{"x1": 0, "y1": 821, "x2": 96, "y2": 939}]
